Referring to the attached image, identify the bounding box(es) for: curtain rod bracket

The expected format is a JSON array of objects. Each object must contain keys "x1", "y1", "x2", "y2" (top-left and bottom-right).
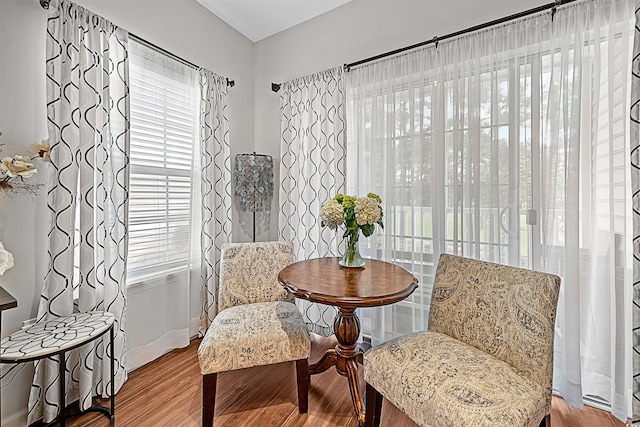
[
  {"x1": 552, "y1": 0, "x2": 562, "y2": 21},
  {"x1": 343, "y1": 63, "x2": 351, "y2": 72},
  {"x1": 433, "y1": 36, "x2": 439, "y2": 49},
  {"x1": 40, "y1": 0, "x2": 50, "y2": 9},
  {"x1": 271, "y1": 83, "x2": 281, "y2": 93}
]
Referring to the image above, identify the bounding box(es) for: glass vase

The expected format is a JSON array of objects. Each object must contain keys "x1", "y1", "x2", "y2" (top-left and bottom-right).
[{"x1": 339, "y1": 231, "x2": 365, "y2": 268}]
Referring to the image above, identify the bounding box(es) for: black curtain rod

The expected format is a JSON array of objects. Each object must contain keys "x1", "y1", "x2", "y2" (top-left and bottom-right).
[
  {"x1": 38, "y1": 1, "x2": 235, "y2": 87},
  {"x1": 343, "y1": 0, "x2": 573, "y2": 71},
  {"x1": 271, "y1": 0, "x2": 572, "y2": 92},
  {"x1": 129, "y1": 34, "x2": 235, "y2": 87}
]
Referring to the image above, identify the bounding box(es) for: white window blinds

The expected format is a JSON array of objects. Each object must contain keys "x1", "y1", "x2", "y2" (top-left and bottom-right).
[{"x1": 127, "y1": 40, "x2": 199, "y2": 284}]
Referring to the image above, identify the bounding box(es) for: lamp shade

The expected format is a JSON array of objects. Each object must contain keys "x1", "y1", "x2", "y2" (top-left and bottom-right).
[{"x1": 234, "y1": 153, "x2": 274, "y2": 212}]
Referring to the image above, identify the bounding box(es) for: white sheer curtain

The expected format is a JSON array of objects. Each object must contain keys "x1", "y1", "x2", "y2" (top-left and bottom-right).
[
  {"x1": 198, "y1": 69, "x2": 233, "y2": 333},
  {"x1": 123, "y1": 39, "x2": 200, "y2": 370},
  {"x1": 29, "y1": 0, "x2": 129, "y2": 423},
  {"x1": 347, "y1": 0, "x2": 633, "y2": 420},
  {"x1": 278, "y1": 67, "x2": 346, "y2": 335}
]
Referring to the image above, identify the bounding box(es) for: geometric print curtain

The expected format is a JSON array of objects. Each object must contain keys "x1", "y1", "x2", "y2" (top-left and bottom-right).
[
  {"x1": 198, "y1": 69, "x2": 232, "y2": 334},
  {"x1": 632, "y1": 1, "x2": 640, "y2": 422},
  {"x1": 28, "y1": 0, "x2": 129, "y2": 423},
  {"x1": 278, "y1": 67, "x2": 346, "y2": 336}
]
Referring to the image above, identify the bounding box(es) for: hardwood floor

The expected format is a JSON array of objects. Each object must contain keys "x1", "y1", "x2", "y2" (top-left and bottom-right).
[{"x1": 68, "y1": 337, "x2": 626, "y2": 427}]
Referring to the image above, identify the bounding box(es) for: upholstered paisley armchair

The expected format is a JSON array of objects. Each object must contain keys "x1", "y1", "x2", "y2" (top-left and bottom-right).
[
  {"x1": 363, "y1": 253, "x2": 561, "y2": 427},
  {"x1": 198, "y1": 241, "x2": 311, "y2": 426}
]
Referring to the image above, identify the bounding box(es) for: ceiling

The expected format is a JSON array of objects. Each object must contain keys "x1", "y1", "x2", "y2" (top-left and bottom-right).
[{"x1": 194, "y1": 0, "x2": 352, "y2": 42}]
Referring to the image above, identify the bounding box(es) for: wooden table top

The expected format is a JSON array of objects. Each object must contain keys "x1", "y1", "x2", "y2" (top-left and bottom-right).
[
  {"x1": 278, "y1": 257, "x2": 418, "y2": 309},
  {"x1": 0, "y1": 285, "x2": 17, "y2": 312}
]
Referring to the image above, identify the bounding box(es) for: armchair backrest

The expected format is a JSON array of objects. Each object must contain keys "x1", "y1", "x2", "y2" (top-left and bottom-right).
[
  {"x1": 428, "y1": 253, "x2": 561, "y2": 412},
  {"x1": 218, "y1": 241, "x2": 295, "y2": 312}
]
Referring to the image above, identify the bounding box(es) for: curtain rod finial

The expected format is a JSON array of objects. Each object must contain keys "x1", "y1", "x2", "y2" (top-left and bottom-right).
[
  {"x1": 40, "y1": 0, "x2": 50, "y2": 9},
  {"x1": 226, "y1": 78, "x2": 235, "y2": 88},
  {"x1": 271, "y1": 83, "x2": 281, "y2": 93}
]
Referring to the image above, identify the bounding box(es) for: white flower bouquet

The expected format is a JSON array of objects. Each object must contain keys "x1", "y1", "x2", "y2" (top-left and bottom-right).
[
  {"x1": 320, "y1": 193, "x2": 383, "y2": 267},
  {"x1": 0, "y1": 242, "x2": 14, "y2": 276},
  {"x1": 0, "y1": 140, "x2": 50, "y2": 194}
]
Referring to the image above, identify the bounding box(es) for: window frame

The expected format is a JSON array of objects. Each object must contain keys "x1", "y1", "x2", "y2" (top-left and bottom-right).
[{"x1": 125, "y1": 40, "x2": 200, "y2": 286}]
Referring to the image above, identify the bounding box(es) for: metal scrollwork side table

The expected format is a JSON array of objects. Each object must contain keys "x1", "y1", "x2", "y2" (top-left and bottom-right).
[{"x1": 0, "y1": 296, "x2": 115, "y2": 427}]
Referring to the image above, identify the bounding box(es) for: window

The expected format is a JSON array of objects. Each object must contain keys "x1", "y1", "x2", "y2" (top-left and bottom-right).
[
  {"x1": 348, "y1": 16, "x2": 633, "y2": 347},
  {"x1": 127, "y1": 41, "x2": 200, "y2": 285}
]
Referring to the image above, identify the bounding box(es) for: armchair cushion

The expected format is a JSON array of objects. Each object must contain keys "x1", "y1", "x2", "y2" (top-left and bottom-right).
[
  {"x1": 428, "y1": 254, "x2": 560, "y2": 413},
  {"x1": 198, "y1": 301, "x2": 311, "y2": 375},
  {"x1": 218, "y1": 241, "x2": 295, "y2": 312},
  {"x1": 364, "y1": 331, "x2": 546, "y2": 427}
]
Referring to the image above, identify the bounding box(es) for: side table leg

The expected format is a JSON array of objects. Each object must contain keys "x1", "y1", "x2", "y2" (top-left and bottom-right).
[
  {"x1": 307, "y1": 349, "x2": 337, "y2": 375},
  {"x1": 110, "y1": 325, "x2": 115, "y2": 425},
  {"x1": 0, "y1": 312, "x2": 3, "y2": 425},
  {"x1": 334, "y1": 308, "x2": 366, "y2": 424},
  {"x1": 345, "y1": 358, "x2": 365, "y2": 426},
  {"x1": 59, "y1": 351, "x2": 66, "y2": 427}
]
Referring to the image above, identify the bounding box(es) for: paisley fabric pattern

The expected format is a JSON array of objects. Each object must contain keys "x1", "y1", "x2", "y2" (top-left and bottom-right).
[
  {"x1": 428, "y1": 254, "x2": 560, "y2": 413},
  {"x1": 364, "y1": 253, "x2": 560, "y2": 427},
  {"x1": 198, "y1": 301, "x2": 310, "y2": 374},
  {"x1": 218, "y1": 241, "x2": 295, "y2": 312},
  {"x1": 364, "y1": 332, "x2": 546, "y2": 427},
  {"x1": 198, "y1": 241, "x2": 310, "y2": 375}
]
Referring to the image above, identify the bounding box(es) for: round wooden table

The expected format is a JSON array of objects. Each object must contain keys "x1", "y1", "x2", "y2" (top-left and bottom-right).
[{"x1": 278, "y1": 257, "x2": 418, "y2": 426}]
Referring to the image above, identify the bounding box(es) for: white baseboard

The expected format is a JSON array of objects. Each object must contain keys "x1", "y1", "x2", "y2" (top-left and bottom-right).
[
  {"x1": 190, "y1": 316, "x2": 200, "y2": 338},
  {"x1": 125, "y1": 329, "x2": 190, "y2": 371},
  {"x1": 2, "y1": 407, "x2": 27, "y2": 427}
]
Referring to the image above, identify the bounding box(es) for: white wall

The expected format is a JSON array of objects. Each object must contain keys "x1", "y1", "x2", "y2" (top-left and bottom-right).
[
  {"x1": 0, "y1": 0, "x2": 253, "y2": 425},
  {"x1": 253, "y1": 0, "x2": 543, "y2": 240},
  {"x1": 0, "y1": 2, "x2": 51, "y2": 424}
]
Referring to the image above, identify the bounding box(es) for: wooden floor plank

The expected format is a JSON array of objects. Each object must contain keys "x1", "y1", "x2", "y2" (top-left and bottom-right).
[{"x1": 67, "y1": 338, "x2": 626, "y2": 427}]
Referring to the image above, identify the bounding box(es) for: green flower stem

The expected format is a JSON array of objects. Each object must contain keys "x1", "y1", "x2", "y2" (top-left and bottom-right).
[{"x1": 344, "y1": 231, "x2": 360, "y2": 266}]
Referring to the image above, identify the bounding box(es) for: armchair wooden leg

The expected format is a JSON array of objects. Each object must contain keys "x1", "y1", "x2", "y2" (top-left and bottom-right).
[
  {"x1": 364, "y1": 383, "x2": 383, "y2": 427},
  {"x1": 295, "y1": 359, "x2": 309, "y2": 414},
  {"x1": 202, "y1": 373, "x2": 217, "y2": 427},
  {"x1": 539, "y1": 414, "x2": 551, "y2": 427}
]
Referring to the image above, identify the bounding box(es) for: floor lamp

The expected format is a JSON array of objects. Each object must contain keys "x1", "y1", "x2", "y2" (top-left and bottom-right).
[{"x1": 234, "y1": 153, "x2": 274, "y2": 242}]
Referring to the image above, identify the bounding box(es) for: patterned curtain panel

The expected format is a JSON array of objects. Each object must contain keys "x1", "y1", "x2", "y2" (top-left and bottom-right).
[
  {"x1": 631, "y1": 1, "x2": 640, "y2": 422},
  {"x1": 28, "y1": 0, "x2": 129, "y2": 423},
  {"x1": 278, "y1": 67, "x2": 346, "y2": 336},
  {"x1": 198, "y1": 69, "x2": 233, "y2": 334}
]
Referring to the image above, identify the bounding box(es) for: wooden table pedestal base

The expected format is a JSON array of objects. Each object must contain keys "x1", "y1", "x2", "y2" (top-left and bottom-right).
[
  {"x1": 308, "y1": 308, "x2": 371, "y2": 426},
  {"x1": 278, "y1": 257, "x2": 418, "y2": 427}
]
